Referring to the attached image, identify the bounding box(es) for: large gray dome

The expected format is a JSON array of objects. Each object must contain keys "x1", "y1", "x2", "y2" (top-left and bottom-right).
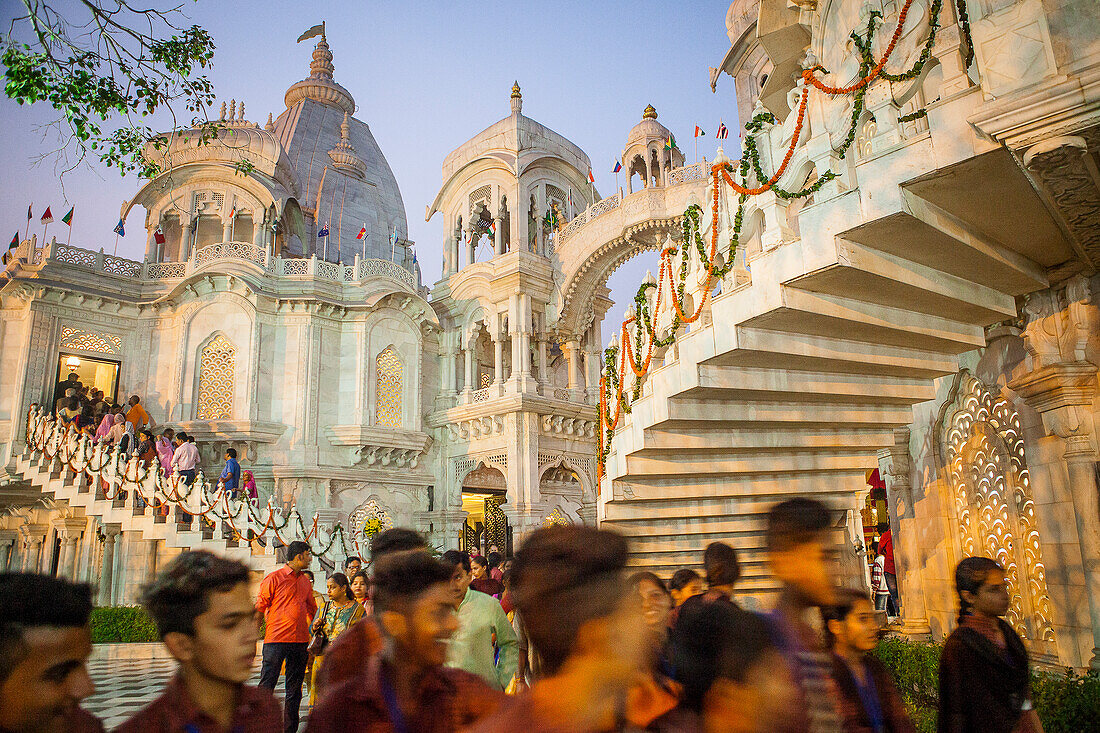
[{"x1": 272, "y1": 37, "x2": 412, "y2": 272}]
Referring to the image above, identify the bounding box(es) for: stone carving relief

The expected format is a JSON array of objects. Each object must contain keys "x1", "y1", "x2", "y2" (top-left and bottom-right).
[
  {"x1": 59, "y1": 326, "x2": 122, "y2": 355},
  {"x1": 1021, "y1": 274, "x2": 1094, "y2": 370},
  {"x1": 944, "y1": 371, "x2": 1056, "y2": 644},
  {"x1": 540, "y1": 415, "x2": 597, "y2": 438},
  {"x1": 1024, "y1": 139, "x2": 1100, "y2": 271},
  {"x1": 348, "y1": 497, "x2": 393, "y2": 541}
]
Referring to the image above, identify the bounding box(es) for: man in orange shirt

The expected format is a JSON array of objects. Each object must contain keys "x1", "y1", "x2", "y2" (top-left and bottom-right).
[
  {"x1": 125, "y1": 395, "x2": 155, "y2": 432},
  {"x1": 256, "y1": 540, "x2": 316, "y2": 733}
]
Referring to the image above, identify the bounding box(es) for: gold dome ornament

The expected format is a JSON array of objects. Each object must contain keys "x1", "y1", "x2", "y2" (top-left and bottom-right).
[{"x1": 643, "y1": 104, "x2": 658, "y2": 119}]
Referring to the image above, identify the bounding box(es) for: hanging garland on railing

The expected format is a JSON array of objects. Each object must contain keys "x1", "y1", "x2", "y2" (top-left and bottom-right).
[
  {"x1": 596, "y1": 0, "x2": 974, "y2": 480},
  {"x1": 22, "y1": 406, "x2": 364, "y2": 562}
]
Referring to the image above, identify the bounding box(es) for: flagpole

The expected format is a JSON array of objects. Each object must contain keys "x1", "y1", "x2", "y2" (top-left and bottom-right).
[
  {"x1": 24, "y1": 206, "x2": 31, "y2": 241},
  {"x1": 67, "y1": 222, "x2": 71, "y2": 246},
  {"x1": 42, "y1": 222, "x2": 48, "y2": 244},
  {"x1": 113, "y1": 232, "x2": 119, "y2": 255}
]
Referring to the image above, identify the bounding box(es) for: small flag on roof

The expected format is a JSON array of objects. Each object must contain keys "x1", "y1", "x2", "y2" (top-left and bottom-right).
[
  {"x1": 154, "y1": 227, "x2": 166, "y2": 245},
  {"x1": 318, "y1": 225, "x2": 329, "y2": 237},
  {"x1": 664, "y1": 134, "x2": 676, "y2": 151},
  {"x1": 61, "y1": 207, "x2": 73, "y2": 226},
  {"x1": 9, "y1": 232, "x2": 18, "y2": 249},
  {"x1": 113, "y1": 219, "x2": 125, "y2": 236},
  {"x1": 487, "y1": 219, "x2": 496, "y2": 238},
  {"x1": 298, "y1": 22, "x2": 325, "y2": 43},
  {"x1": 716, "y1": 120, "x2": 729, "y2": 139},
  {"x1": 40, "y1": 207, "x2": 53, "y2": 225},
  {"x1": 26, "y1": 204, "x2": 32, "y2": 221},
  {"x1": 587, "y1": 169, "x2": 595, "y2": 183},
  {"x1": 613, "y1": 161, "x2": 622, "y2": 174},
  {"x1": 694, "y1": 126, "x2": 705, "y2": 137},
  {"x1": 356, "y1": 224, "x2": 367, "y2": 240}
]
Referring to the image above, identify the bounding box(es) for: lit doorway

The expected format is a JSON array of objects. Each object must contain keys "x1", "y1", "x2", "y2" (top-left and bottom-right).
[
  {"x1": 54, "y1": 353, "x2": 120, "y2": 405},
  {"x1": 459, "y1": 463, "x2": 511, "y2": 557}
]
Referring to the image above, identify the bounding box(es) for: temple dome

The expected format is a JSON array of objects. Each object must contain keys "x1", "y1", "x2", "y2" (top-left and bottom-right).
[
  {"x1": 272, "y1": 36, "x2": 411, "y2": 270},
  {"x1": 626, "y1": 104, "x2": 673, "y2": 147}
]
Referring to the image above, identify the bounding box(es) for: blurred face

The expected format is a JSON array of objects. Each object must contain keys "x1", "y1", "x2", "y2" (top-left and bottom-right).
[
  {"x1": 704, "y1": 649, "x2": 800, "y2": 733},
  {"x1": 635, "y1": 579, "x2": 672, "y2": 630},
  {"x1": 770, "y1": 535, "x2": 837, "y2": 607},
  {"x1": 402, "y1": 583, "x2": 460, "y2": 668},
  {"x1": 471, "y1": 560, "x2": 486, "y2": 580},
  {"x1": 0, "y1": 625, "x2": 95, "y2": 733},
  {"x1": 829, "y1": 598, "x2": 879, "y2": 654},
  {"x1": 345, "y1": 559, "x2": 362, "y2": 576},
  {"x1": 671, "y1": 578, "x2": 705, "y2": 607},
  {"x1": 449, "y1": 563, "x2": 471, "y2": 603},
  {"x1": 964, "y1": 569, "x2": 1011, "y2": 618},
  {"x1": 327, "y1": 579, "x2": 349, "y2": 602},
  {"x1": 164, "y1": 582, "x2": 259, "y2": 687},
  {"x1": 350, "y1": 575, "x2": 369, "y2": 601}
]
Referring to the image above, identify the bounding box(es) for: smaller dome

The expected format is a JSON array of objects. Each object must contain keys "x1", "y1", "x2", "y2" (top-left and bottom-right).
[
  {"x1": 626, "y1": 105, "x2": 672, "y2": 147},
  {"x1": 284, "y1": 37, "x2": 355, "y2": 115}
]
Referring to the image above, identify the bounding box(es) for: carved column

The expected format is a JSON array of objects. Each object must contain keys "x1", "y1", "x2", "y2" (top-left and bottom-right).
[
  {"x1": 99, "y1": 525, "x2": 121, "y2": 606},
  {"x1": 885, "y1": 427, "x2": 931, "y2": 637},
  {"x1": 564, "y1": 339, "x2": 582, "y2": 398},
  {"x1": 462, "y1": 346, "x2": 475, "y2": 399},
  {"x1": 537, "y1": 338, "x2": 549, "y2": 391},
  {"x1": 493, "y1": 335, "x2": 505, "y2": 390},
  {"x1": 464, "y1": 225, "x2": 476, "y2": 266},
  {"x1": 19, "y1": 525, "x2": 46, "y2": 573},
  {"x1": 1012, "y1": 362, "x2": 1100, "y2": 669},
  {"x1": 493, "y1": 216, "x2": 504, "y2": 256},
  {"x1": 222, "y1": 215, "x2": 233, "y2": 244},
  {"x1": 0, "y1": 530, "x2": 17, "y2": 571}
]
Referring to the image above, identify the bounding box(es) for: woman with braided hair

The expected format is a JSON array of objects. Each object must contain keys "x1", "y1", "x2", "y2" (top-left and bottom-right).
[{"x1": 938, "y1": 557, "x2": 1043, "y2": 733}]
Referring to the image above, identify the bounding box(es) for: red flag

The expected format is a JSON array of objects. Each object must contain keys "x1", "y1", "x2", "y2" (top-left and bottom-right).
[
  {"x1": 9, "y1": 232, "x2": 18, "y2": 249},
  {"x1": 587, "y1": 169, "x2": 595, "y2": 183},
  {"x1": 356, "y1": 224, "x2": 367, "y2": 240},
  {"x1": 40, "y1": 207, "x2": 53, "y2": 224},
  {"x1": 694, "y1": 125, "x2": 705, "y2": 137},
  {"x1": 26, "y1": 204, "x2": 32, "y2": 221},
  {"x1": 154, "y1": 227, "x2": 166, "y2": 245}
]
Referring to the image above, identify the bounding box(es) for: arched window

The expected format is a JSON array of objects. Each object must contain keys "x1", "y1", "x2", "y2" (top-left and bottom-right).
[
  {"x1": 375, "y1": 346, "x2": 403, "y2": 427},
  {"x1": 945, "y1": 373, "x2": 1055, "y2": 644},
  {"x1": 197, "y1": 334, "x2": 235, "y2": 420}
]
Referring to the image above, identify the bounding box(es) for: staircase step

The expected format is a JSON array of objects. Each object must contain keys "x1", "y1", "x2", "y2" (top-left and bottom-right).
[
  {"x1": 625, "y1": 450, "x2": 875, "y2": 478},
  {"x1": 660, "y1": 397, "x2": 915, "y2": 428},
  {"x1": 635, "y1": 425, "x2": 894, "y2": 454},
  {"x1": 603, "y1": 482, "x2": 858, "y2": 516},
  {"x1": 689, "y1": 364, "x2": 937, "y2": 405}
]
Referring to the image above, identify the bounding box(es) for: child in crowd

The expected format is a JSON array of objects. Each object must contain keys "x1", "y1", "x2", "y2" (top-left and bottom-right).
[
  {"x1": 115, "y1": 550, "x2": 281, "y2": 732},
  {"x1": 939, "y1": 557, "x2": 1044, "y2": 733},
  {"x1": 668, "y1": 567, "x2": 705, "y2": 608},
  {"x1": 824, "y1": 588, "x2": 914, "y2": 732}
]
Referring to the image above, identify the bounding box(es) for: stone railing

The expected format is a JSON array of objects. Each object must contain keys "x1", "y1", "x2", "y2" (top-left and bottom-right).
[
  {"x1": 14, "y1": 238, "x2": 416, "y2": 291},
  {"x1": 22, "y1": 406, "x2": 362, "y2": 563},
  {"x1": 555, "y1": 160, "x2": 707, "y2": 249},
  {"x1": 470, "y1": 387, "x2": 490, "y2": 403}
]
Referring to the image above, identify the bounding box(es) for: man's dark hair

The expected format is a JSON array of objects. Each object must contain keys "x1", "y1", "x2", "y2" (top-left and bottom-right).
[
  {"x1": 471, "y1": 554, "x2": 488, "y2": 569},
  {"x1": 877, "y1": 522, "x2": 889, "y2": 534},
  {"x1": 441, "y1": 549, "x2": 471, "y2": 574},
  {"x1": 372, "y1": 550, "x2": 452, "y2": 616},
  {"x1": 510, "y1": 526, "x2": 629, "y2": 676},
  {"x1": 343, "y1": 556, "x2": 362, "y2": 569},
  {"x1": 669, "y1": 568, "x2": 701, "y2": 592},
  {"x1": 303, "y1": 569, "x2": 315, "y2": 582},
  {"x1": 822, "y1": 588, "x2": 872, "y2": 647},
  {"x1": 486, "y1": 551, "x2": 503, "y2": 569},
  {"x1": 766, "y1": 497, "x2": 833, "y2": 552},
  {"x1": 369, "y1": 528, "x2": 427, "y2": 559},
  {"x1": 0, "y1": 573, "x2": 93, "y2": 682},
  {"x1": 669, "y1": 599, "x2": 776, "y2": 712},
  {"x1": 140, "y1": 551, "x2": 250, "y2": 638},
  {"x1": 225, "y1": 447, "x2": 237, "y2": 459},
  {"x1": 285, "y1": 540, "x2": 311, "y2": 562},
  {"x1": 703, "y1": 542, "x2": 740, "y2": 588},
  {"x1": 175, "y1": 431, "x2": 188, "y2": 441}
]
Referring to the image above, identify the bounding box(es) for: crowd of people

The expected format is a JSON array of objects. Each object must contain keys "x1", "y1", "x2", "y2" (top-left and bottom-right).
[
  {"x1": 48, "y1": 373, "x2": 257, "y2": 501},
  {"x1": 0, "y1": 497, "x2": 1045, "y2": 733}
]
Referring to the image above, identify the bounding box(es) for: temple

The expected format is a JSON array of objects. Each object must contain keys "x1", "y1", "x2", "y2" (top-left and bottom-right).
[{"x1": 2, "y1": 0, "x2": 1099, "y2": 672}]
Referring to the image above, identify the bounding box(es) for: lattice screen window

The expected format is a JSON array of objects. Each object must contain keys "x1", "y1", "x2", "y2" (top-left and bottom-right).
[
  {"x1": 946, "y1": 373, "x2": 1055, "y2": 643},
  {"x1": 196, "y1": 334, "x2": 235, "y2": 420},
  {"x1": 480, "y1": 372, "x2": 492, "y2": 389},
  {"x1": 375, "y1": 347, "x2": 403, "y2": 427}
]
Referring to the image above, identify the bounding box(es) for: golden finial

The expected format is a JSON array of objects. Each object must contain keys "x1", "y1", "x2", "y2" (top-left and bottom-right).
[
  {"x1": 511, "y1": 81, "x2": 522, "y2": 99},
  {"x1": 642, "y1": 104, "x2": 658, "y2": 120}
]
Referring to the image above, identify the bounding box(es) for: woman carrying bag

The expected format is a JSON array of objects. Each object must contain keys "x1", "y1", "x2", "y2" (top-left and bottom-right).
[{"x1": 307, "y1": 572, "x2": 365, "y2": 706}]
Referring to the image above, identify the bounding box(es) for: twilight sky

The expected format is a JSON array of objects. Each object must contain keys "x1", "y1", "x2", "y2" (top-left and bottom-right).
[{"x1": 0, "y1": 0, "x2": 742, "y2": 324}]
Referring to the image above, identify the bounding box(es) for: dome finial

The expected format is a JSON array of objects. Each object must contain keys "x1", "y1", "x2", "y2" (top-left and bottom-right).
[
  {"x1": 643, "y1": 104, "x2": 658, "y2": 120},
  {"x1": 310, "y1": 36, "x2": 335, "y2": 80},
  {"x1": 511, "y1": 80, "x2": 522, "y2": 115}
]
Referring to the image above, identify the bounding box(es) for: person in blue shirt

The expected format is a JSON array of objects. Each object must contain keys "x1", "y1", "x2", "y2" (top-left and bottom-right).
[{"x1": 220, "y1": 447, "x2": 241, "y2": 498}]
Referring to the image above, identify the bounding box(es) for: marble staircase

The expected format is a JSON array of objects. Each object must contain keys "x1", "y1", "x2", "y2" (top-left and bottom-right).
[{"x1": 599, "y1": 148, "x2": 1055, "y2": 596}]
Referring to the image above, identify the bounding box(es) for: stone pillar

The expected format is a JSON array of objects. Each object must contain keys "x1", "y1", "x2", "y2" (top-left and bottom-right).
[
  {"x1": 222, "y1": 215, "x2": 233, "y2": 244},
  {"x1": 443, "y1": 235, "x2": 453, "y2": 275},
  {"x1": 146, "y1": 539, "x2": 159, "y2": 585},
  {"x1": 518, "y1": 295, "x2": 533, "y2": 379},
  {"x1": 885, "y1": 427, "x2": 931, "y2": 637},
  {"x1": 493, "y1": 216, "x2": 504, "y2": 256},
  {"x1": 493, "y1": 336, "x2": 505, "y2": 388},
  {"x1": 99, "y1": 525, "x2": 121, "y2": 606},
  {"x1": 564, "y1": 339, "x2": 582, "y2": 398},
  {"x1": 0, "y1": 530, "x2": 17, "y2": 571},
  {"x1": 465, "y1": 226, "x2": 476, "y2": 266},
  {"x1": 536, "y1": 338, "x2": 548, "y2": 391},
  {"x1": 1012, "y1": 362, "x2": 1100, "y2": 669},
  {"x1": 463, "y1": 347, "x2": 475, "y2": 398},
  {"x1": 19, "y1": 525, "x2": 46, "y2": 573}
]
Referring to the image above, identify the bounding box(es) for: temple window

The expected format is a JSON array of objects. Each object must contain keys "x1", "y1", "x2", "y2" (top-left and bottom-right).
[
  {"x1": 375, "y1": 346, "x2": 403, "y2": 427},
  {"x1": 196, "y1": 334, "x2": 235, "y2": 420}
]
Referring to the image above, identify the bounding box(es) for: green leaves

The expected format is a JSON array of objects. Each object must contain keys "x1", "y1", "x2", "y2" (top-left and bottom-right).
[{"x1": 3, "y1": 4, "x2": 221, "y2": 178}]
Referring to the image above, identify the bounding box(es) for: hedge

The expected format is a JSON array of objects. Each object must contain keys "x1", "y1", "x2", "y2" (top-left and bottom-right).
[
  {"x1": 874, "y1": 636, "x2": 1100, "y2": 733},
  {"x1": 89, "y1": 606, "x2": 159, "y2": 643},
  {"x1": 89, "y1": 606, "x2": 266, "y2": 643}
]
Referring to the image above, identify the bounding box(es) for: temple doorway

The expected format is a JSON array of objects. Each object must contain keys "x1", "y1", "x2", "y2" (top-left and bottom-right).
[
  {"x1": 460, "y1": 463, "x2": 511, "y2": 557},
  {"x1": 54, "y1": 353, "x2": 120, "y2": 404}
]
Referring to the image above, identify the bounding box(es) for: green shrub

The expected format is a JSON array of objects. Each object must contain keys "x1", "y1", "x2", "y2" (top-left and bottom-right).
[
  {"x1": 89, "y1": 606, "x2": 160, "y2": 643},
  {"x1": 873, "y1": 636, "x2": 1100, "y2": 733}
]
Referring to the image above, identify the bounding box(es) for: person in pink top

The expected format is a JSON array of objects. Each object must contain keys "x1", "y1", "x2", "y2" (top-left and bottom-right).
[
  {"x1": 94, "y1": 408, "x2": 119, "y2": 441},
  {"x1": 256, "y1": 540, "x2": 316, "y2": 733},
  {"x1": 155, "y1": 428, "x2": 175, "y2": 476}
]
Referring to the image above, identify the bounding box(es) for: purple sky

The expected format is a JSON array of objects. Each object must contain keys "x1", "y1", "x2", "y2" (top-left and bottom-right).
[{"x1": 0, "y1": 0, "x2": 742, "y2": 330}]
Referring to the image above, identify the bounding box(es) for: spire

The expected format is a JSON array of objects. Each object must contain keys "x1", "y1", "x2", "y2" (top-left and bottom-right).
[
  {"x1": 265, "y1": 112, "x2": 274, "y2": 131},
  {"x1": 328, "y1": 110, "x2": 366, "y2": 179},
  {"x1": 511, "y1": 80, "x2": 522, "y2": 115},
  {"x1": 643, "y1": 104, "x2": 658, "y2": 120},
  {"x1": 310, "y1": 36, "x2": 335, "y2": 79}
]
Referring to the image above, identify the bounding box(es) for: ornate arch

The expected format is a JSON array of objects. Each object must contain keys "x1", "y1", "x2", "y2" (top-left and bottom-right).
[
  {"x1": 196, "y1": 332, "x2": 236, "y2": 420},
  {"x1": 348, "y1": 496, "x2": 394, "y2": 544},
  {"x1": 944, "y1": 371, "x2": 1055, "y2": 644},
  {"x1": 374, "y1": 346, "x2": 403, "y2": 427}
]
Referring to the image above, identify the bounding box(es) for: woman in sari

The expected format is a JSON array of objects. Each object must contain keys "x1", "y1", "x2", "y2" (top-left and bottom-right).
[
  {"x1": 155, "y1": 428, "x2": 175, "y2": 475},
  {"x1": 241, "y1": 470, "x2": 258, "y2": 501},
  {"x1": 308, "y1": 572, "x2": 365, "y2": 706}
]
